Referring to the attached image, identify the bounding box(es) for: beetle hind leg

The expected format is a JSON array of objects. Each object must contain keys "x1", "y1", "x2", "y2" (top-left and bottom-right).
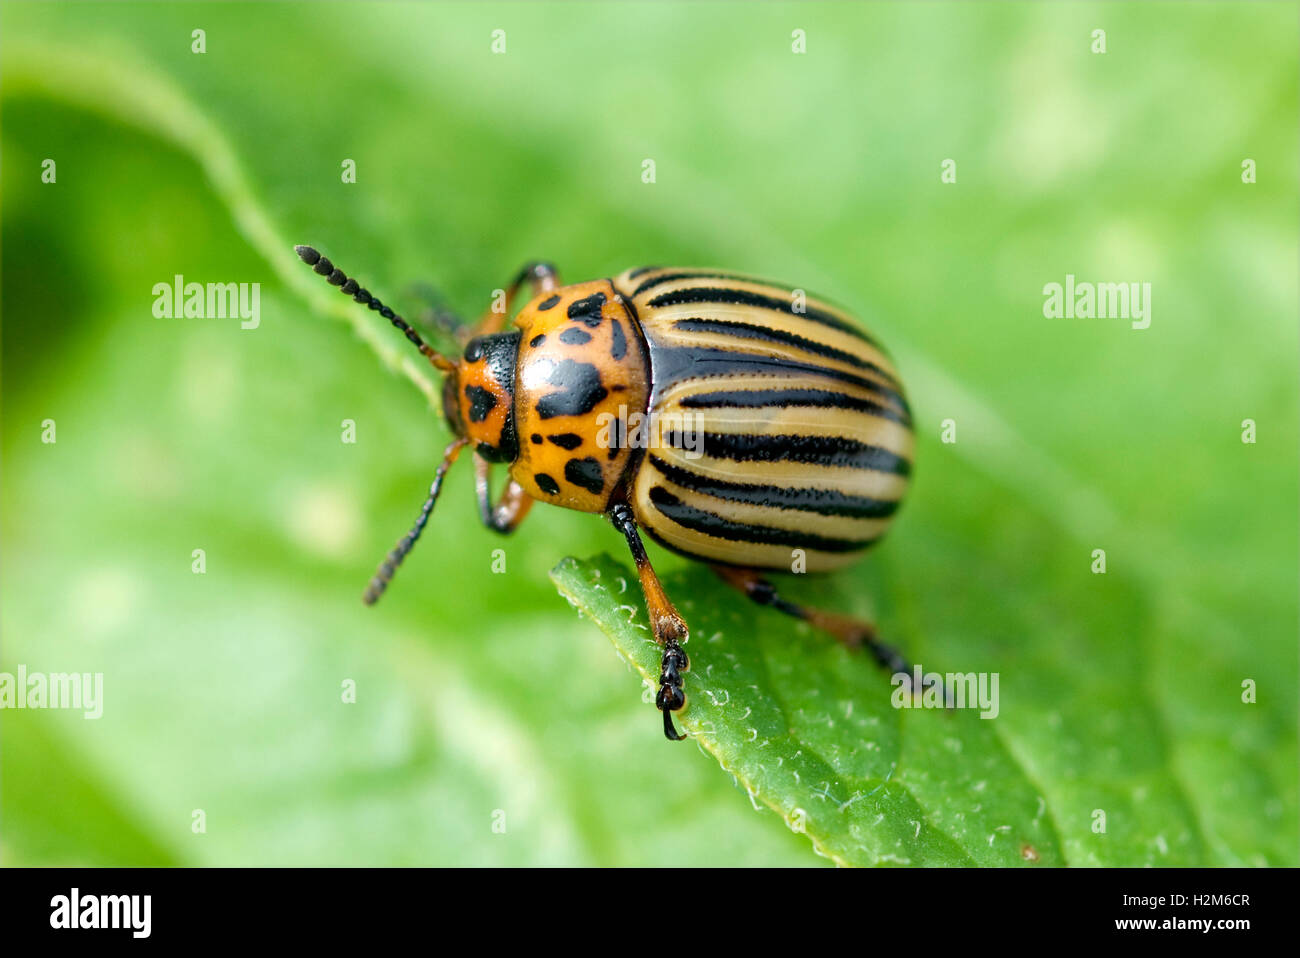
[
  {"x1": 713, "y1": 566, "x2": 946, "y2": 702},
  {"x1": 609, "y1": 504, "x2": 690, "y2": 741}
]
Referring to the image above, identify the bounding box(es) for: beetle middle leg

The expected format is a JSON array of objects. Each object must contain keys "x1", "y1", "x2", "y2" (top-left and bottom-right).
[
  {"x1": 474, "y1": 454, "x2": 534, "y2": 533},
  {"x1": 609, "y1": 503, "x2": 689, "y2": 741},
  {"x1": 713, "y1": 566, "x2": 944, "y2": 701}
]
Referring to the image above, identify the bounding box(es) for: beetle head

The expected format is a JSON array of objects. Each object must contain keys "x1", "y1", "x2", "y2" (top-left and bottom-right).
[
  {"x1": 295, "y1": 244, "x2": 512, "y2": 604},
  {"x1": 447, "y1": 331, "x2": 520, "y2": 463}
]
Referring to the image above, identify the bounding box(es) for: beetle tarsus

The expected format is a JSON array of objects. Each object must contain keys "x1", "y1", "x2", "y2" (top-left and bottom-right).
[
  {"x1": 865, "y1": 636, "x2": 910, "y2": 677},
  {"x1": 609, "y1": 503, "x2": 694, "y2": 742},
  {"x1": 876, "y1": 645, "x2": 955, "y2": 709},
  {"x1": 656, "y1": 640, "x2": 689, "y2": 741},
  {"x1": 661, "y1": 707, "x2": 685, "y2": 742}
]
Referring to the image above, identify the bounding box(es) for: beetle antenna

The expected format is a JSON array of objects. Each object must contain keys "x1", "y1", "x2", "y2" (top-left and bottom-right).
[
  {"x1": 295, "y1": 245, "x2": 456, "y2": 373},
  {"x1": 363, "y1": 437, "x2": 469, "y2": 605}
]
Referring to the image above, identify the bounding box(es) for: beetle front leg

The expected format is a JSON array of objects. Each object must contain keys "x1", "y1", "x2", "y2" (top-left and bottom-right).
[
  {"x1": 609, "y1": 503, "x2": 689, "y2": 741},
  {"x1": 406, "y1": 281, "x2": 471, "y2": 346}
]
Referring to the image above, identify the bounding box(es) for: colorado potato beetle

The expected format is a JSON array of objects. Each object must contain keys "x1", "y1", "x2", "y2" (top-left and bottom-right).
[{"x1": 296, "y1": 246, "x2": 917, "y2": 740}]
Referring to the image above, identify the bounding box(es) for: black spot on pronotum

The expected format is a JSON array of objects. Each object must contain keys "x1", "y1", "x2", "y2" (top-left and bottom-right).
[
  {"x1": 565, "y1": 457, "x2": 605, "y2": 495},
  {"x1": 463, "y1": 340, "x2": 485, "y2": 362},
  {"x1": 547, "y1": 433, "x2": 583, "y2": 450},
  {"x1": 529, "y1": 333, "x2": 546, "y2": 348},
  {"x1": 567, "y1": 292, "x2": 607, "y2": 328},
  {"x1": 558, "y1": 327, "x2": 593, "y2": 346},
  {"x1": 465, "y1": 385, "x2": 497, "y2": 423},
  {"x1": 609, "y1": 319, "x2": 627, "y2": 360},
  {"x1": 531, "y1": 433, "x2": 543, "y2": 445},
  {"x1": 537, "y1": 294, "x2": 561, "y2": 311},
  {"x1": 536, "y1": 359, "x2": 608, "y2": 419},
  {"x1": 536, "y1": 473, "x2": 560, "y2": 495}
]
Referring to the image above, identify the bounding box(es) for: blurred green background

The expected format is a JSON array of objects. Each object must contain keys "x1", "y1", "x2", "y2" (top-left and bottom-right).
[{"x1": 1, "y1": 1, "x2": 1296, "y2": 866}]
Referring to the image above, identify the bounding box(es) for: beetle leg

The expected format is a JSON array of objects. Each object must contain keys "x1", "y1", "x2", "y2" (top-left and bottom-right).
[
  {"x1": 609, "y1": 503, "x2": 689, "y2": 741},
  {"x1": 407, "y1": 281, "x2": 472, "y2": 346},
  {"x1": 473, "y1": 262, "x2": 561, "y2": 336},
  {"x1": 362, "y1": 437, "x2": 469, "y2": 605},
  {"x1": 474, "y1": 454, "x2": 535, "y2": 533},
  {"x1": 713, "y1": 567, "x2": 948, "y2": 702}
]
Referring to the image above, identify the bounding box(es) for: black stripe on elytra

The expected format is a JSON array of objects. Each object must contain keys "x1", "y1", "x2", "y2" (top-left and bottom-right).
[
  {"x1": 536, "y1": 359, "x2": 608, "y2": 419},
  {"x1": 646, "y1": 286, "x2": 877, "y2": 346},
  {"x1": 678, "y1": 386, "x2": 909, "y2": 426},
  {"x1": 625, "y1": 266, "x2": 661, "y2": 280},
  {"x1": 547, "y1": 433, "x2": 583, "y2": 450},
  {"x1": 647, "y1": 486, "x2": 871, "y2": 552},
  {"x1": 565, "y1": 457, "x2": 605, "y2": 495},
  {"x1": 662, "y1": 430, "x2": 911, "y2": 475},
  {"x1": 631, "y1": 270, "x2": 755, "y2": 297},
  {"x1": 558, "y1": 327, "x2": 593, "y2": 345},
  {"x1": 609, "y1": 319, "x2": 627, "y2": 360},
  {"x1": 672, "y1": 317, "x2": 896, "y2": 384},
  {"x1": 567, "y1": 292, "x2": 607, "y2": 328},
  {"x1": 649, "y1": 345, "x2": 911, "y2": 419},
  {"x1": 536, "y1": 474, "x2": 560, "y2": 495},
  {"x1": 465, "y1": 385, "x2": 498, "y2": 423},
  {"x1": 648, "y1": 455, "x2": 899, "y2": 519}
]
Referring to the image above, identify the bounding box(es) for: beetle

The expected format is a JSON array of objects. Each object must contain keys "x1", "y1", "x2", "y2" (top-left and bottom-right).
[{"x1": 296, "y1": 245, "x2": 919, "y2": 740}]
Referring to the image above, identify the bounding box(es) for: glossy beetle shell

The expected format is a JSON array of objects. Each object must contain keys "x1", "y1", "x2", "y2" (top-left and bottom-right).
[{"x1": 506, "y1": 268, "x2": 915, "y2": 571}]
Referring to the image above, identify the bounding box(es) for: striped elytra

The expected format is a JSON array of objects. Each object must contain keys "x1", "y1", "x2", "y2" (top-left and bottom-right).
[
  {"x1": 612, "y1": 268, "x2": 914, "y2": 572},
  {"x1": 295, "y1": 244, "x2": 919, "y2": 741}
]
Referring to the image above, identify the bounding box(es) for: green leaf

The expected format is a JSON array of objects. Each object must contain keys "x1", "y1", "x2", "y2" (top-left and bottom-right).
[
  {"x1": 552, "y1": 554, "x2": 1065, "y2": 867},
  {"x1": 3, "y1": 0, "x2": 1296, "y2": 868},
  {"x1": 554, "y1": 532, "x2": 1300, "y2": 866}
]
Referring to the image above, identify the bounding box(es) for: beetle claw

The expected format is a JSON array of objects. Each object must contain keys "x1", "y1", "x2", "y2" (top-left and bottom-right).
[
  {"x1": 661, "y1": 707, "x2": 686, "y2": 741},
  {"x1": 656, "y1": 640, "x2": 689, "y2": 741}
]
